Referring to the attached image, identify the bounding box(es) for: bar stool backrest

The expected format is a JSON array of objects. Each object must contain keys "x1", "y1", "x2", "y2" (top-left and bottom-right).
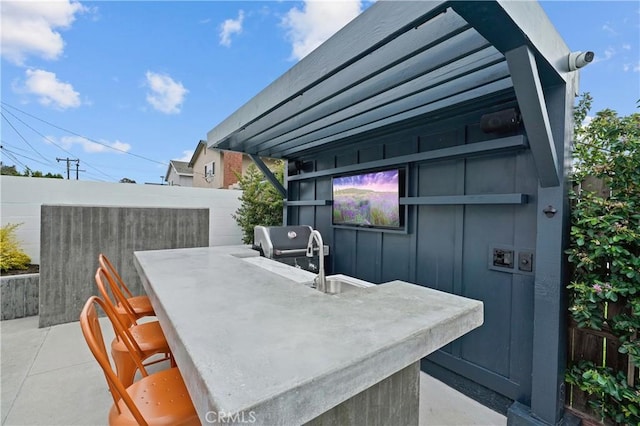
[{"x1": 79, "y1": 296, "x2": 149, "y2": 425}]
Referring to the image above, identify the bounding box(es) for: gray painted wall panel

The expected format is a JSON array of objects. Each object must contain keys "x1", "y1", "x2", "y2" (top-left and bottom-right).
[
  {"x1": 299, "y1": 206, "x2": 316, "y2": 230},
  {"x1": 381, "y1": 233, "x2": 411, "y2": 283},
  {"x1": 299, "y1": 180, "x2": 316, "y2": 201},
  {"x1": 333, "y1": 230, "x2": 356, "y2": 274},
  {"x1": 316, "y1": 178, "x2": 332, "y2": 200},
  {"x1": 383, "y1": 135, "x2": 416, "y2": 158},
  {"x1": 461, "y1": 205, "x2": 514, "y2": 377},
  {"x1": 39, "y1": 205, "x2": 208, "y2": 327},
  {"x1": 335, "y1": 152, "x2": 357, "y2": 168},
  {"x1": 358, "y1": 145, "x2": 384, "y2": 164},
  {"x1": 416, "y1": 206, "x2": 457, "y2": 294},
  {"x1": 355, "y1": 232, "x2": 380, "y2": 283},
  {"x1": 316, "y1": 154, "x2": 336, "y2": 171},
  {"x1": 288, "y1": 102, "x2": 542, "y2": 406},
  {"x1": 419, "y1": 129, "x2": 459, "y2": 151}
]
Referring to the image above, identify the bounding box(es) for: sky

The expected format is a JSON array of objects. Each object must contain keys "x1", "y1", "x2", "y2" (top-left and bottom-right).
[
  {"x1": 334, "y1": 170, "x2": 399, "y2": 193},
  {"x1": 1, "y1": 1, "x2": 638, "y2": 184}
]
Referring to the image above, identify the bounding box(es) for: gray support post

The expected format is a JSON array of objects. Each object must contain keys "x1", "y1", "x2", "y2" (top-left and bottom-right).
[
  {"x1": 249, "y1": 154, "x2": 287, "y2": 199},
  {"x1": 508, "y1": 74, "x2": 577, "y2": 426},
  {"x1": 505, "y1": 45, "x2": 560, "y2": 188}
]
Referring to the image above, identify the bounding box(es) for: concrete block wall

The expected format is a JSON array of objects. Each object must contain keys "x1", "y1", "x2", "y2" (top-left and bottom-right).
[
  {"x1": 39, "y1": 205, "x2": 209, "y2": 327},
  {"x1": 0, "y1": 176, "x2": 243, "y2": 265},
  {"x1": 0, "y1": 274, "x2": 39, "y2": 320}
]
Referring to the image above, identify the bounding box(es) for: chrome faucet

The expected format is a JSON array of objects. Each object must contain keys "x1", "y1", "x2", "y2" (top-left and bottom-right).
[{"x1": 306, "y1": 230, "x2": 326, "y2": 292}]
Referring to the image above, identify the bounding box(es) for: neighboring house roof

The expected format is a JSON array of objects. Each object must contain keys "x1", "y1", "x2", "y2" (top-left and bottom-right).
[
  {"x1": 188, "y1": 140, "x2": 207, "y2": 168},
  {"x1": 165, "y1": 160, "x2": 194, "y2": 182}
]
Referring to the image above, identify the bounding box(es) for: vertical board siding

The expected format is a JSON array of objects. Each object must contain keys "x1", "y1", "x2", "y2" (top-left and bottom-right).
[
  {"x1": 39, "y1": 205, "x2": 208, "y2": 327},
  {"x1": 287, "y1": 101, "x2": 540, "y2": 404},
  {"x1": 355, "y1": 232, "x2": 381, "y2": 283}
]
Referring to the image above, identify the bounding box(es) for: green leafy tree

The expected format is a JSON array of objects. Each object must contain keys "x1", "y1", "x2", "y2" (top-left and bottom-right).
[
  {"x1": 0, "y1": 223, "x2": 31, "y2": 272},
  {"x1": 1, "y1": 164, "x2": 62, "y2": 179},
  {"x1": 565, "y1": 94, "x2": 640, "y2": 424},
  {"x1": 232, "y1": 160, "x2": 284, "y2": 244},
  {"x1": 0, "y1": 164, "x2": 20, "y2": 176}
]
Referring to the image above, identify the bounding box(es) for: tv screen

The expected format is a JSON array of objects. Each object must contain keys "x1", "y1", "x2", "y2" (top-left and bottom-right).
[{"x1": 332, "y1": 168, "x2": 404, "y2": 229}]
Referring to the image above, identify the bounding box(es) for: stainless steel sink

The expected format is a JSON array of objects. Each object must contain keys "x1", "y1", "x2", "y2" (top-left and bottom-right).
[{"x1": 322, "y1": 275, "x2": 372, "y2": 294}]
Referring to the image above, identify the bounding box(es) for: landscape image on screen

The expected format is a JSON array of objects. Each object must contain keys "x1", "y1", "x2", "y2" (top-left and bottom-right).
[{"x1": 332, "y1": 169, "x2": 400, "y2": 228}]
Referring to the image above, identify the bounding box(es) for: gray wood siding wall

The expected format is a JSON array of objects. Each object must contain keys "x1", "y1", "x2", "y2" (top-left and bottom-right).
[
  {"x1": 286, "y1": 103, "x2": 537, "y2": 404},
  {"x1": 39, "y1": 205, "x2": 209, "y2": 327}
]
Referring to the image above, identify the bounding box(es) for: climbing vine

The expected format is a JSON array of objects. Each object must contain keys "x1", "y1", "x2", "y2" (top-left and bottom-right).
[{"x1": 565, "y1": 94, "x2": 640, "y2": 424}]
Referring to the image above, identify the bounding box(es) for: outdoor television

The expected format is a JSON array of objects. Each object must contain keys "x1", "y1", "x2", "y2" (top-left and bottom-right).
[{"x1": 332, "y1": 168, "x2": 405, "y2": 230}]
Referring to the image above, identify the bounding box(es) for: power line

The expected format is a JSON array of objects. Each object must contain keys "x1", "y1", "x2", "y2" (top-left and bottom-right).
[
  {"x1": 0, "y1": 106, "x2": 117, "y2": 181},
  {"x1": 1, "y1": 102, "x2": 169, "y2": 166},
  {"x1": 1, "y1": 145, "x2": 66, "y2": 171},
  {"x1": 1, "y1": 149, "x2": 29, "y2": 170},
  {"x1": 1, "y1": 140, "x2": 55, "y2": 156},
  {"x1": 1, "y1": 145, "x2": 106, "y2": 181},
  {"x1": 1, "y1": 111, "x2": 54, "y2": 165}
]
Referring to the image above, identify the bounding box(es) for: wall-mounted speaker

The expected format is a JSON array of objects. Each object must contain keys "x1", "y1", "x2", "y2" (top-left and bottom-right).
[
  {"x1": 287, "y1": 160, "x2": 304, "y2": 176},
  {"x1": 480, "y1": 108, "x2": 521, "y2": 134}
]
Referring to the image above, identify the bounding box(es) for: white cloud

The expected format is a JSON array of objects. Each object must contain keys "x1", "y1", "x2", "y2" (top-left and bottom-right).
[
  {"x1": 174, "y1": 150, "x2": 194, "y2": 162},
  {"x1": 602, "y1": 23, "x2": 619, "y2": 36},
  {"x1": 603, "y1": 47, "x2": 615, "y2": 60},
  {"x1": 145, "y1": 71, "x2": 188, "y2": 114},
  {"x1": 18, "y1": 69, "x2": 81, "y2": 109},
  {"x1": 282, "y1": 0, "x2": 362, "y2": 61},
  {"x1": 634, "y1": 62, "x2": 640, "y2": 73},
  {"x1": 622, "y1": 43, "x2": 631, "y2": 50},
  {"x1": 47, "y1": 135, "x2": 131, "y2": 154},
  {"x1": 219, "y1": 10, "x2": 244, "y2": 47},
  {"x1": 1, "y1": 0, "x2": 86, "y2": 65},
  {"x1": 593, "y1": 47, "x2": 615, "y2": 63}
]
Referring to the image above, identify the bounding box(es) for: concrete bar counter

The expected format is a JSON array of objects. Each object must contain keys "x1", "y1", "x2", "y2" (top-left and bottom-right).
[{"x1": 134, "y1": 246, "x2": 483, "y2": 425}]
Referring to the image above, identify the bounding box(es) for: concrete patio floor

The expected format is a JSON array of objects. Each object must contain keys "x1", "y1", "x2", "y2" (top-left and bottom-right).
[{"x1": 1, "y1": 316, "x2": 506, "y2": 426}]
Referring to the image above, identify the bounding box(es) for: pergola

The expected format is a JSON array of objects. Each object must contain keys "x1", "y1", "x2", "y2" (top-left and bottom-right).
[{"x1": 208, "y1": 2, "x2": 585, "y2": 424}]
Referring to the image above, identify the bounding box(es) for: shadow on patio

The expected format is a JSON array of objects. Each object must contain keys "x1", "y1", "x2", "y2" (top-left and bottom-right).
[{"x1": 1, "y1": 316, "x2": 505, "y2": 425}]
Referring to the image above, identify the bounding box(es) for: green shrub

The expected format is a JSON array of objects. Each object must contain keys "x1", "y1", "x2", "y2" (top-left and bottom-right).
[
  {"x1": 232, "y1": 161, "x2": 284, "y2": 244},
  {"x1": 0, "y1": 223, "x2": 31, "y2": 272},
  {"x1": 566, "y1": 94, "x2": 640, "y2": 424}
]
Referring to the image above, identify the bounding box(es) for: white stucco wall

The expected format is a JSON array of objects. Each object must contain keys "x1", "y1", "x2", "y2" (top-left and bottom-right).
[{"x1": 0, "y1": 176, "x2": 243, "y2": 264}]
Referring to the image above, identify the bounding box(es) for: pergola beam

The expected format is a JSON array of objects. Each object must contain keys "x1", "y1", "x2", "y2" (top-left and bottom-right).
[
  {"x1": 505, "y1": 45, "x2": 560, "y2": 188},
  {"x1": 249, "y1": 154, "x2": 286, "y2": 198},
  {"x1": 207, "y1": 1, "x2": 448, "y2": 150}
]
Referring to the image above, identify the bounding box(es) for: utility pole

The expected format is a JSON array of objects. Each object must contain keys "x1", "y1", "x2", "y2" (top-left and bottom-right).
[
  {"x1": 56, "y1": 157, "x2": 80, "y2": 180},
  {"x1": 74, "y1": 160, "x2": 85, "y2": 180}
]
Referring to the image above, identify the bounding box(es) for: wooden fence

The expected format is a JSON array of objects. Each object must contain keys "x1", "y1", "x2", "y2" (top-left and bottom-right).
[
  {"x1": 565, "y1": 303, "x2": 638, "y2": 425},
  {"x1": 565, "y1": 177, "x2": 639, "y2": 425}
]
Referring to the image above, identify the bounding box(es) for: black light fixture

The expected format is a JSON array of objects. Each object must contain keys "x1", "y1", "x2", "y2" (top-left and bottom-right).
[{"x1": 480, "y1": 108, "x2": 521, "y2": 134}]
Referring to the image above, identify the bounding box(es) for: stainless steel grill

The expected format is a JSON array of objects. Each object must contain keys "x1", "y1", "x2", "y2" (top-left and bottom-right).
[{"x1": 253, "y1": 225, "x2": 328, "y2": 272}]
